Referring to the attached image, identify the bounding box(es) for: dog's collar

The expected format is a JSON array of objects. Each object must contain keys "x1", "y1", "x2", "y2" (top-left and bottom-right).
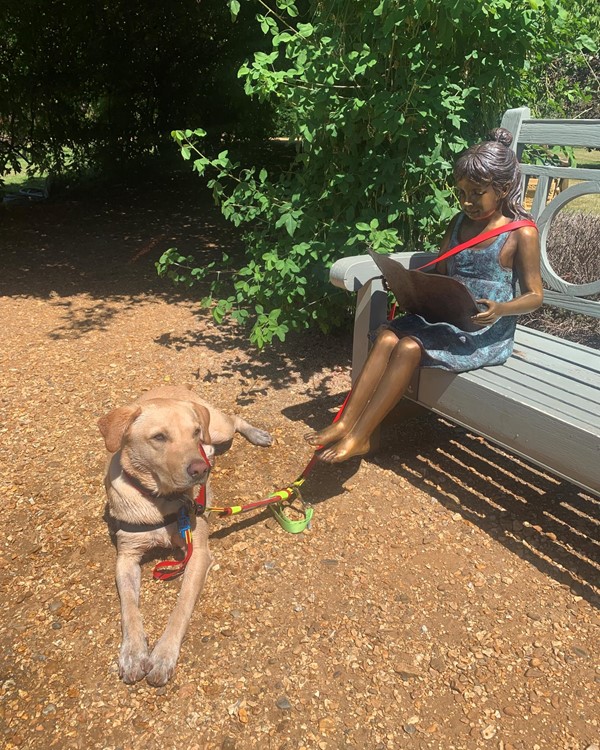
[
  {"x1": 117, "y1": 514, "x2": 179, "y2": 534},
  {"x1": 120, "y1": 469, "x2": 207, "y2": 516}
]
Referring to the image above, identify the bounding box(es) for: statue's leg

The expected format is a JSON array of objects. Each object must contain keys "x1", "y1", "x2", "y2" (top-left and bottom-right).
[
  {"x1": 318, "y1": 337, "x2": 422, "y2": 463},
  {"x1": 305, "y1": 329, "x2": 401, "y2": 447}
]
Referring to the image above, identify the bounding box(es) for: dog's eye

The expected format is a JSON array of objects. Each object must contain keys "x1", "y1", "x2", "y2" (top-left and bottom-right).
[
  {"x1": 151, "y1": 433, "x2": 167, "y2": 442},
  {"x1": 193, "y1": 427, "x2": 202, "y2": 439}
]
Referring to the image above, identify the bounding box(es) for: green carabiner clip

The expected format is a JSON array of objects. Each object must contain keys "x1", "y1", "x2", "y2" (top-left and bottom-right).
[{"x1": 269, "y1": 486, "x2": 313, "y2": 534}]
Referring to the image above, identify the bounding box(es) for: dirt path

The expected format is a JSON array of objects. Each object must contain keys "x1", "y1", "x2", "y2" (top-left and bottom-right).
[{"x1": 1, "y1": 181, "x2": 598, "y2": 750}]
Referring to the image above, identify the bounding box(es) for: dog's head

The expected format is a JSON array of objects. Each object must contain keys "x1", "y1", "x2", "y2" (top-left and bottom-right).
[{"x1": 98, "y1": 398, "x2": 214, "y2": 494}]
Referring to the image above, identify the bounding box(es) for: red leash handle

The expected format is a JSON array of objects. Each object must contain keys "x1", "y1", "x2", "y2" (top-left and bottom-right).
[
  {"x1": 153, "y1": 530, "x2": 193, "y2": 581},
  {"x1": 418, "y1": 219, "x2": 537, "y2": 271}
]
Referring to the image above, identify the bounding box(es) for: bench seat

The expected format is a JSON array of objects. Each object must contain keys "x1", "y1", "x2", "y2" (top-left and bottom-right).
[{"x1": 407, "y1": 326, "x2": 599, "y2": 494}]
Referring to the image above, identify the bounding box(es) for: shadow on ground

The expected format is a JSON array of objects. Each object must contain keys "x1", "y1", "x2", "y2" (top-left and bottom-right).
[
  {"x1": 284, "y1": 395, "x2": 600, "y2": 609},
  {"x1": 0, "y1": 175, "x2": 352, "y2": 391}
]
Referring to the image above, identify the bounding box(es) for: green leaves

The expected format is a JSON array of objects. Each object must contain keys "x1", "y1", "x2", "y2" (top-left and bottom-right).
[
  {"x1": 227, "y1": 0, "x2": 240, "y2": 21},
  {"x1": 159, "y1": 0, "x2": 599, "y2": 348}
]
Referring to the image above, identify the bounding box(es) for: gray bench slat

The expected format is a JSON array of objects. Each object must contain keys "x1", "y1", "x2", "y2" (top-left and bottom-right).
[
  {"x1": 521, "y1": 164, "x2": 600, "y2": 181},
  {"x1": 539, "y1": 291, "x2": 600, "y2": 318},
  {"x1": 473, "y1": 360, "x2": 599, "y2": 430},
  {"x1": 514, "y1": 326, "x2": 600, "y2": 376},
  {"x1": 519, "y1": 119, "x2": 600, "y2": 148}
]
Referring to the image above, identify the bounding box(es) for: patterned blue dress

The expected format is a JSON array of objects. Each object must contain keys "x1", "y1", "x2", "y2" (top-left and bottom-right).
[{"x1": 384, "y1": 213, "x2": 517, "y2": 372}]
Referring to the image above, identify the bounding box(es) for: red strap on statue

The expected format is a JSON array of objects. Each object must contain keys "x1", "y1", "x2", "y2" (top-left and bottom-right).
[{"x1": 418, "y1": 219, "x2": 537, "y2": 270}]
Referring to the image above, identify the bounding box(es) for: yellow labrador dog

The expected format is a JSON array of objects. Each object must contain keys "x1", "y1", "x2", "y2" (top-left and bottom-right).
[{"x1": 98, "y1": 385, "x2": 272, "y2": 686}]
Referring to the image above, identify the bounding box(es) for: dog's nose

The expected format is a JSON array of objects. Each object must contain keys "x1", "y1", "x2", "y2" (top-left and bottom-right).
[{"x1": 187, "y1": 458, "x2": 209, "y2": 479}]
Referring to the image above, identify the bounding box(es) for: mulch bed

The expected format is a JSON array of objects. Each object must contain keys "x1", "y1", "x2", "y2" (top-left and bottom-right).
[{"x1": 1, "y1": 178, "x2": 598, "y2": 750}]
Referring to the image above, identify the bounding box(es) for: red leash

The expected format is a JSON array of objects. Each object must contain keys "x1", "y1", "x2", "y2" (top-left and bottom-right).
[
  {"x1": 201, "y1": 390, "x2": 354, "y2": 522},
  {"x1": 417, "y1": 219, "x2": 537, "y2": 270},
  {"x1": 152, "y1": 509, "x2": 195, "y2": 581}
]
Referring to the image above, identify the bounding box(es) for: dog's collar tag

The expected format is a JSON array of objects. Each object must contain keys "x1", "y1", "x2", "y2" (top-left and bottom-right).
[{"x1": 177, "y1": 506, "x2": 192, "y2": 539}]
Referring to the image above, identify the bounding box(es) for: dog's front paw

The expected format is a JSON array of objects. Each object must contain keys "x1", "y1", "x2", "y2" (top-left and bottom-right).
[
  {"x1": 144, "y1": 643, "x2": 179, "y2": 687},
  {"x1": 119, "y1": 641, "x2": 150, "y2": 684}
]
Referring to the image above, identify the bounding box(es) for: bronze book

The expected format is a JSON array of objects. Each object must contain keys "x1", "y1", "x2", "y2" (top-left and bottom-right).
[{"x1": 367, "y1": 248, "x2": 482, "y2": 332}]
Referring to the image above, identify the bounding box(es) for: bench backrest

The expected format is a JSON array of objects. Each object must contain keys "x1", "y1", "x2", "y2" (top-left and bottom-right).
[{"x1": 500, "y1": 107, "x2": 600, "y2": 318}]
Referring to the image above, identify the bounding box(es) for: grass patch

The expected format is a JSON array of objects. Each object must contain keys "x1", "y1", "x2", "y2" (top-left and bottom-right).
[
  {"x1": 574, "y1": 147, "x2": 600, "y2": 168},
  {"x1": 562, "y1": 192, "x2": 600, "y2": 215},
  {"x1": 2, "y1": 158, "x2": 49, "y2": 195},
  {"x1": 557, "y1": 148, "x2": 600, "y2": 216}
]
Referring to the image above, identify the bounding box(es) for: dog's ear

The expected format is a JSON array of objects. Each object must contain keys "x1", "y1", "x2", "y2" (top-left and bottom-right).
[
  {"x1": 190, "y1": 402, "x2": 211, "y2": 445},
  {"x1": 97, "y1": 405, "x2": 142, "y2": 453}
]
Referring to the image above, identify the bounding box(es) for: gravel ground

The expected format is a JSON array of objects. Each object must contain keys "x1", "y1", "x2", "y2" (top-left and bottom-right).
[{"x1": 1, "y1": 180, "x2": 598, "y2": 750}]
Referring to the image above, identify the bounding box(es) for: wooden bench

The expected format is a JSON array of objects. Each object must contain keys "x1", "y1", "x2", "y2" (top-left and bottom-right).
[{"x1": 330, "y1": 107, "x2": 600, "y2": 497}]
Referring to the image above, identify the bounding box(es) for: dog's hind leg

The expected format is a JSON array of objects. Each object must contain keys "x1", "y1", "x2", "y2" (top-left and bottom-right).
[
  {"x1": 144, "y1": 520, "x2": 213, "y2": 687},
  {"x1": 115, "y1": 548, "x2": 150, "y2": 683},
  {"x1": 233, "y1": 417, "x2": 273, "y2": 447}
]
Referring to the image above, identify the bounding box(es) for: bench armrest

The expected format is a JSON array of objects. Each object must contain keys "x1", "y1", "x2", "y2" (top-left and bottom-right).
[
  {"x1": 329, "y1": 250, "x2": 434, "y2": 381},
  {"x1": 330, "y1": 251, "x2": 434, "y2": 291}
]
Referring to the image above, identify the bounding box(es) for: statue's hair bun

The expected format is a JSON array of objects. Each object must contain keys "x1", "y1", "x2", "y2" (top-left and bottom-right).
[{"x1": 486, "y1": 127, "x2": 513, "y2": 148}]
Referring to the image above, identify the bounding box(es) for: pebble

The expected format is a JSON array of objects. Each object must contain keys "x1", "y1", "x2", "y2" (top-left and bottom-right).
[
  {"x1": 393, "y1": 663, "x2": 420, "y2": 680},
  {"x1": 221, "y1": 738, "x2": 236, "y2": 750},
  {"x1": 319, "y1": 717, "x2": 335, "y2": 733},
  {"x1": 276, "y1": 696, "x2": 292, "y2": 711},
  {"x1": 403, "y1": 724, "x2": 417, "y2": 735},
  {"x1": 430, "y1": 657, "x2": 445, "y2": 672},
  {"x1": 481, "y1": 724, "x2": 496, "y2": 739},
  {"x1": 525, "y1": 668, "x2": 544, "y2": 678}
]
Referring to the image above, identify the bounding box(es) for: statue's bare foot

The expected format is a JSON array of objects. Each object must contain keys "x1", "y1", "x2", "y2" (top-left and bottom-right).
[
  {"x1": 317, "y1": 435, "x2": 371, "y2": 464},
  {"x1": 304, "y1": 421, "x2": 348, "y2": 448}
]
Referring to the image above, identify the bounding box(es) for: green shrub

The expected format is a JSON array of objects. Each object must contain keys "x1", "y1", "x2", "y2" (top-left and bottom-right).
[{"x1": 158, "y1": 0, "x2": 596, "y2": 347}]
